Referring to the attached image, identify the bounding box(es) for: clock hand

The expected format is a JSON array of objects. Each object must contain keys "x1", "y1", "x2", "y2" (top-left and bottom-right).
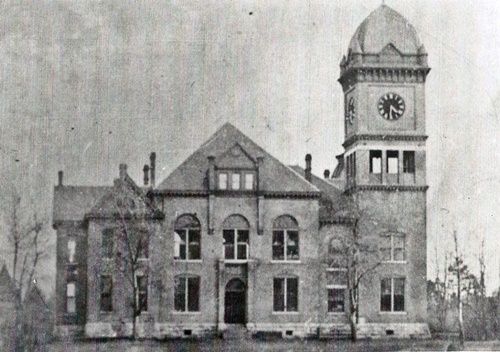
[{"x1": 389, "y1": 105, "x2": 398, "y2": 119}]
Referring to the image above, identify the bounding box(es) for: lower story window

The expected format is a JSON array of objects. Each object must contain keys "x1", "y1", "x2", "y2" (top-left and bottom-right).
[
  {"x1": 327, "y1": 268, "x2": 347, "y2": 313},
  {"x1": 136, "y1": 274, "x2": 148, "y2": 313},
  {"x1": 175, "y1": 276, "x2": 200, "y2": 312},
  {"x1": 273, "y1": 277, "x2": 298, "y2": 312},
  {"x1": 100, "y1": 275, "x2": 113, "y2": 312},
  {"x1": 66, "y1": 282, "x2": 76, "y2": 313},
  {"x1": 380, "y1": 277, "x2": 405, "y2": 312}
]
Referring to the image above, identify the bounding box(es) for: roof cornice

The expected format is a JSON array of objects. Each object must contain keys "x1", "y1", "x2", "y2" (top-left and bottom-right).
[
  {"x1": 153, "y1": 189, "x2": 321, "y2": 199},
  {"x1": 343, "y1": 134, "x2": 428, "y2": 149},
  {"x1": 338, "y1": 66, "x2": 430, "y2": 91},
  {"x1": 345, "y1": 185, "x2": 429, "y2": 194}
]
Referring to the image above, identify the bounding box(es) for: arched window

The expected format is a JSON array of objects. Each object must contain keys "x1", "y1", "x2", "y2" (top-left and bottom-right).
[
  {"x1": 272, "y1": 215, "x2": 299, "y2": 261},
  {"x1": 222, "y1": 215, "x2": 250, "y2": 261},
  {"x1": 174, "y1": 275, "x2": 200, "y2": 312},
  {"x1": 174, "y1": 214, "x2": 201, "y2": 260}
]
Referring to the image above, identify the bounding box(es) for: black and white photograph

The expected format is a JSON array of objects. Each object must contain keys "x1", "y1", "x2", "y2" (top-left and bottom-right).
[{"x1": 0, "y1": 1, "x2": 498, "y2": 351}]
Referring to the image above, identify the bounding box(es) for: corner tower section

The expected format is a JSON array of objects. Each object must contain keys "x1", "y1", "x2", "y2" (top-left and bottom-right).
[{"x1": 338, "y1": 5, "x2": 430, "y2": 337}]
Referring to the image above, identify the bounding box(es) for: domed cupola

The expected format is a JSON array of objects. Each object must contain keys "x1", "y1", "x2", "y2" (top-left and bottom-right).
[{"x1": 340, "y1": 5, "x2": 428, "y2": 77}]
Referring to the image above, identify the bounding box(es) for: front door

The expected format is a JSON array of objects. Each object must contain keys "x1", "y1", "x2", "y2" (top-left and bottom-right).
[{"x1": 224, "y1": 278, "x2": 246, "y2": 324}]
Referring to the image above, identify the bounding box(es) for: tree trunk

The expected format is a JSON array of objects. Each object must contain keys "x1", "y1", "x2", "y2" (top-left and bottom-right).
[{"x1": 349, "y1": 310, "x2": 357, "y2": 342}]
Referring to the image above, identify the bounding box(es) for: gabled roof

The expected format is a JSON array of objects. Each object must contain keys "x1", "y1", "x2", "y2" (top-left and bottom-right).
[
  {"x1": 53, "y1": 185, "x2": 111, "y2": 223},
  {"x1": 288, "y1": 165, "x2": 354, "y2": 223},
  {"x1": 157, "y1": 123, "x2": 319, "y2": 194}
]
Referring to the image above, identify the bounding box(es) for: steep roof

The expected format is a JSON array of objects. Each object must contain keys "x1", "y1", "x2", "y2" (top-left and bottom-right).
[
  {"x1": 288, "y1": 165, "x2": 354, "y2": 223},
  {"x1": 53, "y1": 185, "x2": 111, "y2": 223},
  {"x1": 348, "y1": 5, "x2": 423, "y2": 55},
  {"x1": 157, "y1": 123, "x2": 319, "y2": 194}
]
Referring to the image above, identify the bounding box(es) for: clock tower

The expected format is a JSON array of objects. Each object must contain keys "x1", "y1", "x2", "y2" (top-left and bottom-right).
[{"x1": 338, "y1": 5, "x2": 431, "y2": 334}]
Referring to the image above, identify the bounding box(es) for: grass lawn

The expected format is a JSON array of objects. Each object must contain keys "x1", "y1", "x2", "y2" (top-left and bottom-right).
[{"x1": 48, "y1": 338, "x2": 455, "y2": 352}]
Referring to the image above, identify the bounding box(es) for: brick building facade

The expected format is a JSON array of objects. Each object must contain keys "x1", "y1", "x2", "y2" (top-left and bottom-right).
[{"x1": 53, "y1": 5, "x2": 430, "y2": 339}]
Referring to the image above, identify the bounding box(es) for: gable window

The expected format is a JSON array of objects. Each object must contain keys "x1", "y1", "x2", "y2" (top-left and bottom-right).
[
  {"x1": 231, "y1": 173, "x2": 241, "y2": 190},
  {"x1": 327, "y1": 268, "x2": 347, "y2": 313},
  {"x1": 223, "y1": 215, "x2": 249, "y2": 261},
  {"x1": 403, "y1": 151, "x2": 415, "y2": 173},
  {"x1": 66, "y1": 282, "x2": 76, "y2": 313},
  {"x1": 369, "y1": 150, "x2": 382, "y2": 174},
  {"x1": 100, "y1": 275, "x2": 113, "y2": 312},
  {"x1": 174, "y1": 215, "x2": 201, "y2": 261},
  {"x1": 136, "y1": 274, "x2": 148, "y2": 313},
  {"x1": 381, "y1": 278, "x2": 405, "y2": 312},
  {"x1": 102, "y1": 229, "x2": 114, "y2": 258},
  {"x1": 272, "y1": 215, "x2": 299, "y2": 261},
  {"x1": 244, "y1": 173, "x2": 254, "y2": 190},
  {"x1": 218, "y1": 173, "x2": 228, "y2": 190},
  {"x1": 380, "y1": 233, "x2": 406, "y2": 262},
  {"x1": 386, "y1": 150, "x2": 399, "y2": 174},
  {"x1": 174, "y1": 276, "x2": 200, "y2": 312},
  {"x1": 67, "y1": 239, "x2": 76, "y2": 263},
  {"x1": 273, "y1": 277, "x2": 298, "y2": 312}
]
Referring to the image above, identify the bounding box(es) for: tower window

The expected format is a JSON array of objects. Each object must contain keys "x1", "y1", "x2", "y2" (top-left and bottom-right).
[
  {"x1": 67, "y1": 239, "x2": 76, "y2": 263},
  {"x1": 136, "y1": 274, "x2": 148, "y2": 312},
  {"x1": 386, "y1": 151, "x2": 399, "y2": 174},
  {"x1": 403, "y1": 151, "x2": 415, "y2": 173},
  {"x1": 369, "y1": 150, "x2": 382, "y2": 174}
]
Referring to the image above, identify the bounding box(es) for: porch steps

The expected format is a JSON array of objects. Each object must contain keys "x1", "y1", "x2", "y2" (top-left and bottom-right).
[{"x1": 222, "y1": 324, "x2": 249, "y2": 340}]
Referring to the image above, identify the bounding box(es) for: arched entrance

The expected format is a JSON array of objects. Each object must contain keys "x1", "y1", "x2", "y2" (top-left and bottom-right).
[{"x1": 224, "y1": 278, "x2": 246, "y2": 324}]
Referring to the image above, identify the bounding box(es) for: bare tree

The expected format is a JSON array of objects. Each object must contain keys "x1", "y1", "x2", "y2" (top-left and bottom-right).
[{"x1": 2, "y1": 188, "x2": 48, "y2": 351}]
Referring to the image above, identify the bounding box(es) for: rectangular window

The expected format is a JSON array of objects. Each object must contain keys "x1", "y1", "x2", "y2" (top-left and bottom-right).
[
  {"x1": 369, "y1": 150, "x2": 382, "y2": 174},
  {"x1": 137, "y1": 232, "x2": 149, "y2": 259},
  {"x1": 136, "y1": 274, "x2": 148, "y2": 312},
  {"x1": 327, "y1": 268, "x2": 347, "y2": 313},
  {"x1": 66, "y1": 282, "x2": 76, "y2": 313},
  {"x1": 346, "y1": 154, "x2": 351, "y2": 178},
  {"x1": 102, "y1": 229, "x2": 113, "y2": 258},
  {"x1": 218, "y1": 173, "x2": 228, "y2": 190},
  {"x1": 272, "y1": 230, "x2": 299, "y2": 261},
  {"x1": 67, "y1": 239, "x2": 76, "y2": 263},
  {"x1": 386, "y1": 150, "x2": 399, "y2": 174},
  {"x1": 380, "y1": 234, "x2": 406, "y2": 262},
  {"x1": 273, "y1": 277, "x2": 298, "y2": 312},
  {"x1": 223, "y1": 229, "x2": 249, "y2": 260},
  {"x1": 403, "y1": 151, "x2": 415, "y2": 173},
  {"x1": 380, "y1": 278, "x2": 405, "y2": 312},
  {"x1": 174, "y1": 229, "x2": 201, "y2": 260},
  {"x1": 100, "y1": 276, "x2": 113, "y2": 312},
  {"x1": 174, "y1": 276, "x2": 200, "y2": 312},
  {"x1": 231, "y1": 173, "x2": 241, "y2": 190},
  {"x1": 244, "y1": 173, "x2": 254, "y2": 190}
]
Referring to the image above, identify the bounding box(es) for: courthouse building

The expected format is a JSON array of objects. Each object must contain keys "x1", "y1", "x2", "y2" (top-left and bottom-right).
[{"x1": 53, "y1": 5, "x2": 431, "y2": 339}]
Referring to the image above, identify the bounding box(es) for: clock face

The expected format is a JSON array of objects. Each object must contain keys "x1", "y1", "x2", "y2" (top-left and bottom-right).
[
  {"x1": 378, "y1": 93, "x2": 405, "y2": 120},
  {"x1": 346, "y1": 97, "x2": 356, "y2": 124}
]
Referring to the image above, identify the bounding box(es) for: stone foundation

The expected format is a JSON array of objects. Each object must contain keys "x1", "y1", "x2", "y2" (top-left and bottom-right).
[
  {"x1": 246, "y1": 322, "x2": 318, "y2": 338},
  {"x1": 357, "y1": 323, "x2": 431, "y2": 339},
  {"x1": 54, "y1": 324, "x2": 85, "y2": 339},
  {"x1": 154, "y1": 323, "x2": 217, "y2": 339}
]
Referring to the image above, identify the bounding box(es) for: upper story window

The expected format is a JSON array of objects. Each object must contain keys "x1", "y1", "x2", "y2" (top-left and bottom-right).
[
  {"x1": 102, "y1": 229, "x2": 114, "y2": 259},
  {"x1": 223, "y1": 215, "x2": 249, "y2": 261},
  {"x1": 218, "y1": 170, "x2": 256, "y2": 191},
  {"x1": 386, "y1": 150, "x2": 399, "y2": 174},
  {"x1": 381, "y1": 277, "x2": 405, "y2": 312},
  {"x1": 244, "y1": 173, "x2": 255, "y2": 190},
  {"x1": 100, "y1": 275, "x2": 113, "y2": 312},
  {"x1": 136, "y1": 273, "x2": 148, "y2": 313},
  {"x1": 67, "y1": 239, "x2": 76, "y2": 263},
  {"x1": 327, "y1": 267, "x2": 347, "y2": 313},
  {"x1": 174, "y1": 275, "x2": 200, "y2": 312},
  {"x1": 66, "y1": 282, "x2": 76, "y2": 314},
  {"x1": 174, "y1": 214, "x2": 201, "y2": 261},
  {"x1": 273, "y1": 277, "x2": 298, "y2": 312},
  {"x1": 231, "y1": 173, "x2": 241, "y2": 190},
  {"x1": 403, "y1": 151, "x2": 415, "y2": 173},
  {"x1": 136, "y1": 230, "x2": 149, "y2": 259},
  {"x1": 346, "y1": 152, "x2": 356, "y2": 180},
  {"x1": 272, "y1": 215, "x2": 299, "y2": 261},
  {"x1": 380, "y1": 233, "x2": 406, "y2": 262},
  {"x1": 218, "y1": 173, "x2": 228, "y2": 190},
  {"x1": 369, "y1": 150, "x2": 382, "y2": 174}
]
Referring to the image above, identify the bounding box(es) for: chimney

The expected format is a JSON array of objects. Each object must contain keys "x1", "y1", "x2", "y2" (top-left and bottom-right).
[
  {"x1": 119, "y1": 164, "x2": 127, "y2": 180},
  {"x1": 58, "y1": 171, "x2": 63, "y2": 186},
  {"x1": 143, "y1": 164, "x2": 150, "y2": 186},
  {"x1": 305, "y1": 154, "x2": 312, "y2": 182},
  {"x1": 207, "y1": 156, "x2": 215, "y2": 190},
  {"x1": 323, "y1": 169, "x2": 330, "y2": 179},
  {"x1": 149, "y1": 152, "x2": 156, "y2": 187}
]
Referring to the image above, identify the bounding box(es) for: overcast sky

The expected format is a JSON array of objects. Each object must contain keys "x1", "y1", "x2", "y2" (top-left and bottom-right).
[{"x1": 0, "y1": 0, "x2": 498, "y2": 294}]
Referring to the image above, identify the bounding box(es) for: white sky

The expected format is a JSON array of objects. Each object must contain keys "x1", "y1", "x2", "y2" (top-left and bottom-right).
[{"x1": 0, "y1": 0, "x2": 498, "y2": 294}]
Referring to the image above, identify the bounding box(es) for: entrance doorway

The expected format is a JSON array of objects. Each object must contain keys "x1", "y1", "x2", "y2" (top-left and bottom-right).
[{"x1": 224, "y1": 278, "x2": 246, "y2": 324}]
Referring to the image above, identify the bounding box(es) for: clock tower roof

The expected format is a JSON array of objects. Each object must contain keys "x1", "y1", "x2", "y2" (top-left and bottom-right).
[{"x1": 348, "y1": 5, "x2": 422, "y2": 56}]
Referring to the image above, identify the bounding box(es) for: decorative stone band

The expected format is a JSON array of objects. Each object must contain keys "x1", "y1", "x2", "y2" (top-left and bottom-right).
[
  {"x1": 319, "y1": 216, "x2": 356, "y2": 226},
  {"x1": 345, "y1": 185, "x2": 429, "y2": 194},
  {"x1": 343, "y1": 134, "x2": 428, "y2": 149},
  {"x1": 339, "y1": 66, "x2": 431, "y2": 91},
  {"x1": 153, "y1": 189, "x2": 321, "y2": 199}
]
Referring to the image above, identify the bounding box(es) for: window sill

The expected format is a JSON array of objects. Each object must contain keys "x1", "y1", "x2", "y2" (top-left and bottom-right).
[
  {"x1": 270, "y1": 260, "x2": 301, "y2": 264},
  {"x1": 172, "y1": 311, "x2": 201, "y2": 315},
  {"x1": 174, "y1": 259, "x2": 203, "y2": 263},
  {"x1": 327, "y1": 312, "x2": 346, "y2": 315},
  {"x1": 379, "y1": 311, "x2": 407, "y2": 315},
  {"x1": 382, "y1": 261, "x2": 407, "y2": 264},
  {"x1": 224, "y1": 259, "x2": 249, "y2": 264},
  {"x1": 272, "y1": 311, "x2": 299, "y2": 315}
]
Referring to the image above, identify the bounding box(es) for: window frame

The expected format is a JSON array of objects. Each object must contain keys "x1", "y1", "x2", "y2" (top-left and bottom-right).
[
  {"x1": 174, "y1": 275, "x2": 200, "y2": 313},
  {"x1": 273, "y1": 277, "x2": 299, "y2": 313},
  {"x1": 218, "y1": 172, "x2": 228, "y2": 190},
  {"x1": 223, "y1": 228, "x2": 249, "y2": 262},
  {"x1": 380, "y1": 277, "x2": 406, "y2": 313},
  {"x1": 67, "y1": 238, "x2": 76, "y2": 264},
  {"x1": 100, "y1": 275, "x2": 113, "y2": 313},
  {"x1": 380, "y1": 233, "x2": 406, "y2": 263},
  {"x1": 174, "y1": 228, "x2": 201, "y2": 261},
  {"x1": 272, "y1": 229, "x2": 300, "y2": 262},
  {"x1": 326, "y1": 267, "x2": 347, "y2": 313},
  {"x1": 369, "y1": 150, "x2": 382, "y2": 174},
  {"x1": 136, "y1": 273, "x2": 148, "y2": 313},
  {"x1": 231, "y1": 172, "x2": 241, "y2": 190},
  {"x1": 66, "y1": 281, "x2": 76, "y2": 314},
  {"x1": 386, "y1": 150, "x2": 399, "y2": 174},
  {"x1": 403, "y1": 151, "x2": 415, "y2": 174},
  {"x1": 244, "y1": 172, "x2": 255, "y2": 190},
  {"x1": 102, "y1": 228, "x2": 114, "y2": 259}
]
